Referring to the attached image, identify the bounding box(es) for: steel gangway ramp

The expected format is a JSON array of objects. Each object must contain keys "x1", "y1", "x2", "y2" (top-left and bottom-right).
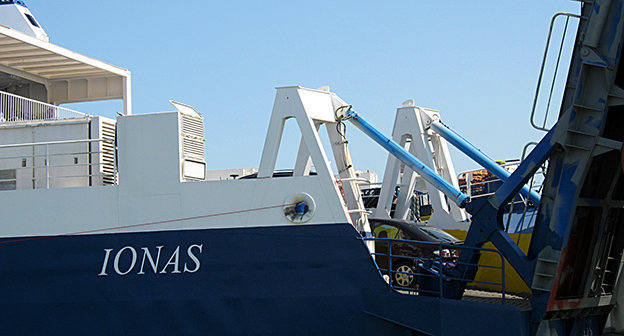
[{"x1": 455, "y1": 0, "x2": 624, "y2": 334}]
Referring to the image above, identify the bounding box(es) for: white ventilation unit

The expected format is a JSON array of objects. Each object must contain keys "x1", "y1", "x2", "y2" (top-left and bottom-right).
[
  {"x1": 87, "y1": 116, "x2": 117, "y2": 187},
  {"x1": 170, "y1": 101, "x2": 205, "y2": 181},
  {"x1": 93, "y1": 118, "x2": 117, "y2": 185}
]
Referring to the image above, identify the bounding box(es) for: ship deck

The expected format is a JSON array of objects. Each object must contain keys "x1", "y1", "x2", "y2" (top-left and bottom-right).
[{"x1": 462, "y1": 289, "x2": 532, "y2": 311}]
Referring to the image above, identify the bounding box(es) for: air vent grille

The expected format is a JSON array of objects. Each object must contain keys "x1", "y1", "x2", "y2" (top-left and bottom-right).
[
  {"x1": 181, "y1": 114, "x2": 205, "y2": 161},
  {"x1": 101, "y1": 120, "x2": 116, "y2": 185}
]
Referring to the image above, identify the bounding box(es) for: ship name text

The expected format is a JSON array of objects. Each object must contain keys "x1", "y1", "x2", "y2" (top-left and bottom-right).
[{"x1": 98, "y1": 244, "x2": 203, "y2": 276}]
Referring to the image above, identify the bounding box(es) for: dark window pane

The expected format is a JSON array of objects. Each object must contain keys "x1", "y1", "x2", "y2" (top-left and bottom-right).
[{"x1": 24, "y1": 13, "x2": 39, "y2": 27}]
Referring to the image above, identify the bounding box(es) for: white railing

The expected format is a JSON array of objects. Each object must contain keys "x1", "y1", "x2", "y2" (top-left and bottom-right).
[
  {"x1": 0, "y1": 138, "x2": 116, "y2": 190},
  {"x1": 0, "y1": 90, "x2": 88, "y2": 122}
]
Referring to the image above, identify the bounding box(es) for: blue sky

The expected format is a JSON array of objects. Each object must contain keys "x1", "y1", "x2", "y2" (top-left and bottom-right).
[{"x1": 27, "y1": 1, "x2": 581, "y2": 177}]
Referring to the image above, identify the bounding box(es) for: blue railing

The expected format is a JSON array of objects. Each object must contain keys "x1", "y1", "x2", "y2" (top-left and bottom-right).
[{"x1": 362, "y1": 237, "x2": 507, "y2": 303}]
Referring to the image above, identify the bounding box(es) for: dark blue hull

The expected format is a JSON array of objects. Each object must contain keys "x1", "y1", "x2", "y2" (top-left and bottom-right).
[{"x1": 0, "y1": 223, "x2": 528, "y2": 335}]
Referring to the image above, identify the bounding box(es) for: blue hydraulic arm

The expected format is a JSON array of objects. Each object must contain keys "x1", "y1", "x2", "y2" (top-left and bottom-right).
[
  {"x1": 341, "y1": 105, "x2": 555, "y2": 286},
  {"x1": 429, "y1": 121, "x2": 541, "y2": 205},
  {"x1": 342, "y1": 105, "x2": 556, "y2": 296},
  {"x1": 341, "y1": 108, "x2": 471, "y2": 208}
]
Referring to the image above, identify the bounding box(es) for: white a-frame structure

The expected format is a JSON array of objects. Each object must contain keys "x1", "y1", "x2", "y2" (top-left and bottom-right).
[
  {"x1": 374, "y1": 100, "x2": 468, "y2": 229},
  {"x1": 258, "y1": 86, "x2": 371, "y2": 234}
]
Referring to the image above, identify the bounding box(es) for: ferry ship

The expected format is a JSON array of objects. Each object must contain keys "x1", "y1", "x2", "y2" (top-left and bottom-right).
[{"x1": 0, "y1": 1, "x2": 622, "y2": 335}]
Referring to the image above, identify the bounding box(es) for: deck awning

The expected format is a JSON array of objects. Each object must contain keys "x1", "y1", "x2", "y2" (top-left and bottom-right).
[{"x1": 0, "y1": 25, "x2": 132, "y2": 114}]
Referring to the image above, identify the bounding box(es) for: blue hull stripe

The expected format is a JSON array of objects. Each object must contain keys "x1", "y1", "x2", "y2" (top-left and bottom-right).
[{"x1": 0, "y1": 223, "x2": 528, "y2": 335}]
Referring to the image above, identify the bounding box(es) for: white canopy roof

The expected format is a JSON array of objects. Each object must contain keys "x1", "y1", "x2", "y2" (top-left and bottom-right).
[{"x1": 0, "y1": 24, "x2": 132, "y2": 114}]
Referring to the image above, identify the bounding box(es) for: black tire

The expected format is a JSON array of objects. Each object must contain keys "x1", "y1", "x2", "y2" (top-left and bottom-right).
[{"x1": 392, "y1": 260, "x2": 416, "y2": 288}]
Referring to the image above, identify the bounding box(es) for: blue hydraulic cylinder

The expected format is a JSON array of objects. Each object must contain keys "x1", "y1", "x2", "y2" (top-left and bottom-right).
[
  {"x1": 429, "y1": 121, "x2": 541, "y2": 205},
  {"x1": 344, "y1": 109, "x2": 470, "y2": 208}
]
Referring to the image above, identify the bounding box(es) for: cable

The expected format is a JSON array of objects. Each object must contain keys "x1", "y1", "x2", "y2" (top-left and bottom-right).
[
  {"x1": 335, "y1": 105, "x2": 352, "y2": 141},
  {"x1": 0, "y1": 202, "x2": 297, "y2": 246}
]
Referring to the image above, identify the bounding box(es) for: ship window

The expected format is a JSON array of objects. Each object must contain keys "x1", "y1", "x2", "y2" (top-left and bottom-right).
[
  {"x1": 0, "y1": 169, "x2": 16, "y2": 191},
  {"x1": 24, "y1": 13, "x2": 39, "y2": 28}
]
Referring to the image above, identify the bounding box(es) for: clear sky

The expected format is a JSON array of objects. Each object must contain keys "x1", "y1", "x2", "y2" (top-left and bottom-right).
[{"x1": 27, "y1": 1, "x2": 581, "y2": 177}]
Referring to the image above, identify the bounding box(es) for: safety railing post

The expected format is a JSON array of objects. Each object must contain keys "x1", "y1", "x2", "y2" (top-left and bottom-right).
[
  {"x1": 388, "y1": 240, "x2": 393, "y2": 291},
  {"x1": 111, "y1": 139, "x2": 118, "y2": 185},
  {"x1": 45, "y1": 143, "x2": 49, "y2": 189},
  {"x1": 501, "y1": 253, "x2": 506, "y2": 304},
  {"x1": 439, "y1": 242, "x2": 443, "y2": 298}
]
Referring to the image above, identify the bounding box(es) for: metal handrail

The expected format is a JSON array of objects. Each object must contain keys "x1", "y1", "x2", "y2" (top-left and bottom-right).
[
  {"x1": 530, "y1": 12, "x2": 581, "y2": 131},
  {"x1": 0, "y1": 138, "x2": 117, "y2": 188},
  {"x1": 363, "y1": 237, "x2": 507, "y2": 304},
  {"x1": 337, "y1": 177, "x2": 370, "y2": 183},
  {"x1": 0, "y1": 149, "x2": 114, "y2": 161},
  {"x1": 459, "y1": 175, "x2": 538, "y2": 234},
  {"x1": 457, "y1": 161, "x2": 538, "y2": 199},
  {"x1": 0, "y1": 90, "x2": 88, "y2": 122},
  {"x1": 0, "y1": 138, "x2": 109, "y2": 148}
]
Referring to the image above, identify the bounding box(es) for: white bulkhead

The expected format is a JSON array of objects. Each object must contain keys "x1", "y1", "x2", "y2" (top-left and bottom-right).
[{"x1": 0, "y1": 115, "x2": 116, "y2": 190}]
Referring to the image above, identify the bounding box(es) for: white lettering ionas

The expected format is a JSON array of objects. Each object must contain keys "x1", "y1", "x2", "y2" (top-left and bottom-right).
[{"x1": 99, "y1": 244, "x2": 203, "y2": 277}]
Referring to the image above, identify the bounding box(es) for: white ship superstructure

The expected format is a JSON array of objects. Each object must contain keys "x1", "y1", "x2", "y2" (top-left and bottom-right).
[{"x1": 0, "y1": 2, "x2": 622, "y2": 336}]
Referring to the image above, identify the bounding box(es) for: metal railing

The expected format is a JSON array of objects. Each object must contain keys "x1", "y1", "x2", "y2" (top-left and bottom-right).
[
  {"x1": 0, "y1": 90, "x2": 88, "y2": 122},
  {"x1": 364, "y1": 237, "x2": 507, "y2": 303},
  {"x1": 530, "y1": 12, "x2": 581, "y2": 131},
  {"x1": 458, "y1": 161, "x2": 521, "y2": 198},
  {"x1": 514, "y1": 141, "x2": 547, "y2": 242},
  {"x1": 0, "y1": 138, "x2": 116, "y2": 189},
  {"x1": 459, "y1": 167, "x2": 540, "y2": 235}
]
